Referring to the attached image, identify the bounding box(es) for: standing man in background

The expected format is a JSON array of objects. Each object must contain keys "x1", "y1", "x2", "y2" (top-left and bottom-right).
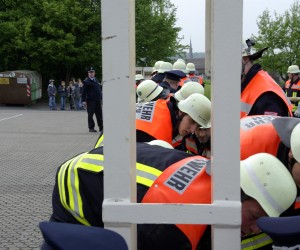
[
  {"x1": 82, "y1": 67, "x2": 103, "y2": 133},
  {"x1": 47, "y1": 79, "x2": 57, "y2": 110},
  {"x1": 283, "y1": 65, "x2": 300, "y2": 117}
]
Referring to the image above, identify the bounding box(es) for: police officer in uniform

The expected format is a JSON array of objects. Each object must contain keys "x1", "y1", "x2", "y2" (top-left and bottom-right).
[{"x1": 82, "y1": 67, "x2": 103, "y2": 133}]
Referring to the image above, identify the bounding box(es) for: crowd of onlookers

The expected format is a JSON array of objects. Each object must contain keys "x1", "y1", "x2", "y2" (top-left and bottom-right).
[{"x1": 47, "y1": 78, "x2": 85, "y2": 111}]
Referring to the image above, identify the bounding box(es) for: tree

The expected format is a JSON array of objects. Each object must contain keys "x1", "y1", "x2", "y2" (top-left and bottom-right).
[
  {"x1": 252, "y1": 0, "x2": 300, "y2": 82},
  {"x1": 0, "y1": 0, "x2": 186, "y2": 85},
  {"x1": 136, "y1": 0, "x2": 187, "y2": 67},
  {"x1": 0, "y1": 0, "x2": 101, "y2": 83}
]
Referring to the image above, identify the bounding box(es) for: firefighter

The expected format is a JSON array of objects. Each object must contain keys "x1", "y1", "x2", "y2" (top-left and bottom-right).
[
  {"x1": 136, "y1": 79, "x2": 169, "y2": 103},
  {"x1": 173, "y1": 82, "x2": 210, "y2": 157},
  {"x1": 136, "y1": 93, "x2": 211, "y2": 148},
  {"x1": 240, "y1": 115, "x2": 300, "y2": 249},
  {"x1": 151, "y1": 61, "x2": 172, "y2": 84},
  {"x1": 283, "y1": 65, "x2": 300, "y2": 117},
  {"x1": 174, "y1": 81, "x2": 204, "y2": 102},
  {"x1": 241, "y1": 39, "x2": 292, "y2": 118},
  {"x1": 150, "y1": 60, "x2": 164, "y2": 82},
  {"x1": 186, "y1": 62, "x2": 204, "y2": 87},
  {"x1": 46, "y1": 145, "x2": 296, "y2": 250},
  {"x1": 173, "y1": 60, "x2": 189, "y2": 87},
  {"x1": 159, "y1": 69, "x2": 186, "y2": 95},
  {"x1": 135, "y1": 74, "x2": 144, "y2": 87}
]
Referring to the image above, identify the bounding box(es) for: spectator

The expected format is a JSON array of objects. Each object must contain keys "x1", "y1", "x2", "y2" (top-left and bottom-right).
[
  {"x1": 47, "y1": 79, "x2": 57, "y2": 110},
  {"x1": 78, "y1": 78, "x2": 84, "y2": 110},
  {"x1": 58, "y1": 81, "x2": 67, "y2": 110},
  {"x1": 73, "y1": 81, "x2": 81, "y2": 111},
  {"x1": 67, "y1": 81, "x2": 75, "y2": 110}
]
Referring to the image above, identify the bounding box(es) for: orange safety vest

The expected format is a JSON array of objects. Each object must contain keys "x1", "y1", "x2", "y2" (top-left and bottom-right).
[
  {"x1": 241, "y1": 70, "x2": 293, "y2": 118},
  {"x1": 142, "y1": 156, "x2": 211, "y2": 250},
  {"x1": 136, "y1": 99, "x2": 173, "y2": 144},
  {"x1": 285, "y1": 79, "x2": 300, "y2": 92},
  {"x1": 179, "y1": 76, "x2": 190, "y2": 87},
  {"x1": 294, "y1": 196, "x2": 300, "y2": 210},
  {"x1": 284, "y1": 79, "x2": 300, "y2": 112},
  {"x1": 240, "y1": 115, "x2": 280, "y2": 160},
  {"x1": 188, "y1": 74, "x2": 204, "y2": 85},
  {"x1": 185, "y1": 137, "x2": 211, "y2": 159}
]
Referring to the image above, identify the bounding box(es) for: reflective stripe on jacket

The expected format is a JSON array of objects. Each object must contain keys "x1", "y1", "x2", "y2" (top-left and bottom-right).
[
  {"x1": 241, "y1": 233, "x2": 273, "y2": 250},
  {"x1": 285, "y1": 79, "x2": 300, "y2": 111},
  {"x1": 142, "y1": 156, "x2": 211, "y2": 250},
  {"x1": 240, "y1": 115, "x2": 280, "y2": 160},
  {"x1": 57, "y1": 152, "x2": 163, "y2": 225},
  {"x1": 241, "y1": 70, "x2": 292, "y2": 118},
  {"x1": 136, "y1": 100, "x2": 173, "y2": 144},
  {"x1": 179, "y1": 76, "x2": 190, "y2": 87},
  {"x1": 94, "y1": 134, "x2": 104, "y2": 148},
  {"x1": 187, "y1": 74, "x2": 203, "y2": 85}
]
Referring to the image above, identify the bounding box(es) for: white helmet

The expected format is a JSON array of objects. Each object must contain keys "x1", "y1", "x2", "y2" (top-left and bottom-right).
[
  {"x1": 176, "y1": 58, "x2": 186, "y2": 64},
  {"x1": 178, "y1": 93, "x2": 211, "y2": 128},
  {"x1": 241, "y1": 153, "x2": 297, "y2": 217},
  {"x1": 186, "y1": 63, "x2": 196, "y2": 73},
  {"x1": 136, "y1": 80, "x2": 163, "y2": 102},
  {"x1": 147, "y1": 140, "x2": 174, "y2": 149},
  {"x1": 287, "y1": 65, "x2": 300, "y2": 74},
  {"x1": 135, "y1": 74, "x2": 144, "y2": 81},
  {"x1": 174, "y1": 81, "x2": 204, "y2": 101},
  {"x1": 158, "y1": 62, "x2": 173, "y2": 73},
  {"x1": 173, "y1": 61, "x2": 187, "y2": 74},
  {"x1": 152, "y1": 61, "x2": 164, "y2": 73},
  {"x1": 291, "y1": 123, "x2": 300, "y2": 162}
]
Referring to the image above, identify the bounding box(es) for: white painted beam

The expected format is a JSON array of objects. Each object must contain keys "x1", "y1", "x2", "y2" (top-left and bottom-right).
[
  {"x1": 103, "y1": 201, "x2": 241, "y2": 225},
  {"x1": 210, "y1": 0, "x2": 243, "y2": 249},
  {"x1": 101, "y1": 0, "x2": 137, "y2": 249}
]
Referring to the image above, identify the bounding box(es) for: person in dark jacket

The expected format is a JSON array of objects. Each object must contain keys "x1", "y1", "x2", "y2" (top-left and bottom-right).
[
  {"x1": 47, "y1": 79, "x2": 57, "y2": 110},
  {"x1": 82, "y1": 67, "x2": 103, "y2": 132},
  {"x1": 58, "y1": 81, "x2": 68, "y2": 110},
  {"x1": 241, "y1": 39, "x2": 292, "y2": 117},
  {"x1": 46, "y1": 142, "x2": 296, "y2": 250}
]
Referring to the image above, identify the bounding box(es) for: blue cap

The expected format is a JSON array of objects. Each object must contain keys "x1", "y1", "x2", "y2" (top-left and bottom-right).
[
  {"x1": 88, "y1": 67, "x2": 95, "y2": 72},
  {"x1": 39, "y1": 221, "x2": 128, "y2": 250},
  {"x1": 257, "y1": 216, "x2": 300, "y2": 247},
  {"x1": 165, "y1": 70, "x2": 186, "y2": 81}
]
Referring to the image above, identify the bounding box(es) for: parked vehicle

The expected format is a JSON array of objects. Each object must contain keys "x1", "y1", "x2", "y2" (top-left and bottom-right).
[{"x1": 0, "y1": 70, "x2": 42, "y2": 105}]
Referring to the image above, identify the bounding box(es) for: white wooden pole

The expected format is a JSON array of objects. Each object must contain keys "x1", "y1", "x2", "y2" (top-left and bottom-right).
[
  {"x1": 101, "y1": 0, "x2": 137, "y2": 249},
  {"x1": 210, "y1": 0, "x2": 243, "y2": 249}
]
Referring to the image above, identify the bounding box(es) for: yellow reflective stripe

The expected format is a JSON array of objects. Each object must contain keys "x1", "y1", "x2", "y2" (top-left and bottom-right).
[
  {"x1": 94, "y1": 134, "x2": 104, "y2": 148},
  {"x1": 78, "y1": 154, "x2": 104, "y2": 172},
  {"x1": 67, "y1": 154, "x2": 104, "y2": 225},
  {"x1": 136, "y1": 163, "x2": 162, "y2": 187},
  {"x1": 57, "y1": 153, "x2": 91, "y2": 225},
  {"x1": 241, "y1": 233, "x2": 273, "y2": 249},
  {"x1": 58, "y1": 158, "x2": 74, "y2": 212},
  {"x1": 67, "y1": 153, "x2": 91, "y2": 226},
  {"x1": 59, "y1": 153, "x2": 163, "y2": 224},
  {"x1": 293, "y1": 92, "x2": 297, "y2": 97}
]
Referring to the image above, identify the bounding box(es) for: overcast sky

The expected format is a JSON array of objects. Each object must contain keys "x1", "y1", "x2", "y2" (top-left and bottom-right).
[{"x1": 170, "y1": 0, "x2": 295, "y2": 52}]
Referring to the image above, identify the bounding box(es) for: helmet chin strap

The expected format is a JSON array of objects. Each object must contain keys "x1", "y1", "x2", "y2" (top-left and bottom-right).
[{"x1": 241, "y1": 58, "x2": 250, "y2": 81}]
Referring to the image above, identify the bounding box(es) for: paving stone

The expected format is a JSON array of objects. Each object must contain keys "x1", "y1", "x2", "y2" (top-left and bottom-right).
[{"x1": 0, "y1": 102, "x2": 97, "y2": 248}]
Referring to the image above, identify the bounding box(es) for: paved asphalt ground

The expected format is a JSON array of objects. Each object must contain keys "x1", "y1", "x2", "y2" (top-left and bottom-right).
[{"x1": 0, "y1": 101, "x2": 101, "y2": 249}]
